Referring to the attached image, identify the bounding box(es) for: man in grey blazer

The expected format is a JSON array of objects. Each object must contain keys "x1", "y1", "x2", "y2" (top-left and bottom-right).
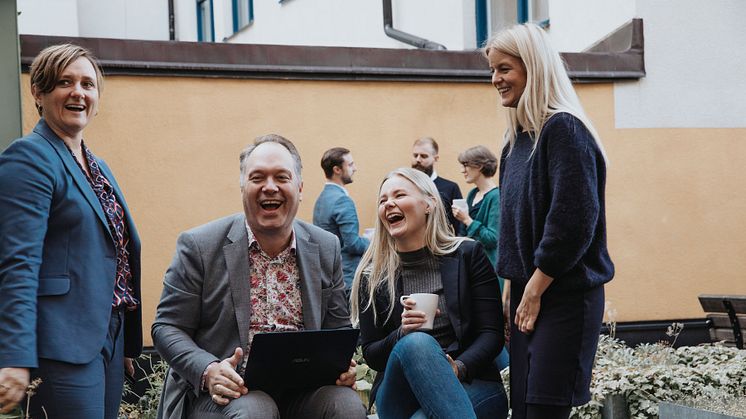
[{"x1": 152, "y1": 135, "x2": 366, "y2": 419}]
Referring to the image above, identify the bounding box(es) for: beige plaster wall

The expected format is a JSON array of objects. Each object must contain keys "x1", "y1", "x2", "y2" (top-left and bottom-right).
[{"x1": 20, "y1": 76, "x2": 746, "y2": 346}]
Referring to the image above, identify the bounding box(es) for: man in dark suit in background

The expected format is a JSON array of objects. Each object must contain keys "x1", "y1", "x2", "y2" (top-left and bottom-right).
[
  {"x1": 412, "y1": 137, "x2": 464, "y2": 235},
  {"x1": 152, "y1": 134, "x2": 366, "y2": 419}
]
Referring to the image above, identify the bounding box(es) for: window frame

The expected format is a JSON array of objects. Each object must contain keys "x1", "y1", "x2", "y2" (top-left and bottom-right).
[
  {"x1": 232, "y1": 0, "x2": 254, "y2": 33},
  {"x1": 196, "y1": 0, "x2": 215, "y2": 42}
]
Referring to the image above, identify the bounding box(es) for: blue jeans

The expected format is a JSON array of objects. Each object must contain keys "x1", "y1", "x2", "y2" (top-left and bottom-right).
[{"x1": 376, "y1": 333, "x2": 508, "y2": 419}]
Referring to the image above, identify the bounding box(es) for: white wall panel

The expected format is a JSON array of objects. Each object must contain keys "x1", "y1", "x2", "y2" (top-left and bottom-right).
[
  {"x1": 17, "y1": 0, "x2": 80, "y2": 36},
  {"x1": 229, "y1": 0, "x2": 471, "y2": 50},
  {"x1": 614, "y1": 0, "x2": 746, "y2": 128},
  {"x1": 547, "y1": 0, "x2": 635, "y2": 52}
]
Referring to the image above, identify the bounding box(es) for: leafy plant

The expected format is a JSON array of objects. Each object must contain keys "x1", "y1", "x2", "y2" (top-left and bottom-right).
[
  {"x1": 118, "y1": 355, "x2": 169, "y2": 419},
  {"x1": 678, "y1": 390, "x2": 746, "y2": 418},
  {"x1": 353, "y1": 346, "x2": 376, "y2": 413},
  {"x1": 0, "y1": 407, "x2": 23, "y2": 419},
  {"x1": 500, "y1": 333, "x2": 746, "y2": 419},
  {"x1": 353, "y1": 346, "x2": 376, "y2": 389},
  {"x1": 575, "y1": 335, "x2": 746, "y2": 418}
]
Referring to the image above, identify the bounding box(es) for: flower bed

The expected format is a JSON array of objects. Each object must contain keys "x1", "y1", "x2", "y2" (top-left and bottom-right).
[
  {"x1": 500, "y1": 334, "x2": 746, "y2": 418},
  {"x1": 577, "y1": 335, "x2": 746, "y2": 418}
]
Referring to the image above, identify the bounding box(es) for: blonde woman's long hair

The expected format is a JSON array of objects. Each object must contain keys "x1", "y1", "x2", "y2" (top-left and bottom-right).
[
  {"x1": 350, "y1": 168, "x2": 468, "y2": 325},
  {"x1": 484, "y1": 23, "x2": 608, "y2": 163}
]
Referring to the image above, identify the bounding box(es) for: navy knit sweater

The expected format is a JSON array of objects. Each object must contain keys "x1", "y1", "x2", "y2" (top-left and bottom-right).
[{"x1": 498, "y1": 112, "x2": 614, "y2": 290}]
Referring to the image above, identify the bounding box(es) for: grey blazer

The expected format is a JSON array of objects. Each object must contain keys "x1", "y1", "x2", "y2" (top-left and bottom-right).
[{"x1": 152, "y1": 213, "x2": 350, "y2": 419}]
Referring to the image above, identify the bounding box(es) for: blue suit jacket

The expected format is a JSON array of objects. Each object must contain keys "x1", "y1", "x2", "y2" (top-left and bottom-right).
[
  {"x1": 0, "y1": 119, "x2": 142, "y2": 368},
  {"x1": 312, "y1": 183, "x2": 369, "y2": 288}
]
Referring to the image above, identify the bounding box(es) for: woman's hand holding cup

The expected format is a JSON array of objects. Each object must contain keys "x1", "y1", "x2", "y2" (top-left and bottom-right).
[{"x1": 399, "y1": 293, "x2": 439, "y2": 335}]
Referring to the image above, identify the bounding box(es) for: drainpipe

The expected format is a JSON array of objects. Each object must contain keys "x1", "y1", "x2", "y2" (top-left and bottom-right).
[
  {"x1": 168, "y1": 0, "x2": 175, "y2": 40},
  {"x1": 382, "y1": 0, "x2": 446, "y2": 50}
]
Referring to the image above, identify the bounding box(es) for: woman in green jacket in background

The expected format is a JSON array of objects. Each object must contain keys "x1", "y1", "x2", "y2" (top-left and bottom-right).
[
  {"x1": 452, "y1": 145, "x2": 501, "y2": 272},
  {"x1": 452, "y1": 145, "x2": 509, "y2": 370}
]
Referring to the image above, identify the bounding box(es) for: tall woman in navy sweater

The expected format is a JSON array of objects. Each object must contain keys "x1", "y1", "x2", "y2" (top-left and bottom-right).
[{"x1": 485, "y1": 24, "x2": 614, "y2": 419}]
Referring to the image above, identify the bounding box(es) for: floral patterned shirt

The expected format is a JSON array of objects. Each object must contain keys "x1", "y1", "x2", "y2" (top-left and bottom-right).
[
  {"x1": 205, "y1": 224, "x2": 305, "y2": 388},
  {"x1": 246, "y1": 224, "x2": 304, "y2": 355}
]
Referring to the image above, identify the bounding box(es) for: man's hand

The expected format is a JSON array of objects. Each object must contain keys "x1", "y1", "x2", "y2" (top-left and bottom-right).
[
  {"x1": 335, "y1": 359, "x2": 357, "y2": 389},
  {"x1": 205, "y1": 347, "x2": 248, "y2": 405},
  {"x1": 0, "y1": 367, "x2": 30, "y2": 414}
]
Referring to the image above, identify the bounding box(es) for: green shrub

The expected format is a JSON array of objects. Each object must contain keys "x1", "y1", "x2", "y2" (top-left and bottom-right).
[{"x1": 118, "y1": 355, "x2": 168, "y2": 419}]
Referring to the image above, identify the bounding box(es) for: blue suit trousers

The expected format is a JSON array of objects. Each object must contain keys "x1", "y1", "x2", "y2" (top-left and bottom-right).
[{"x1": 28, "y1": 308, "x2": 126, "y2": 419}]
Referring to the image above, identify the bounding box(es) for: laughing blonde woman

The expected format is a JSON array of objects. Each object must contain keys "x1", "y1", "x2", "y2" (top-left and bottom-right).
[
  {"x1": 351, "y1": 168, "x2": 508, "y2": 419},
  {"x1": 485, "y1": 24, "x2": 615, "y2": 419}
]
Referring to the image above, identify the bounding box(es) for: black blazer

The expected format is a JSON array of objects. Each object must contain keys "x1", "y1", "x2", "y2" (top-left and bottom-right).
[
  {"x1": 433, "y1": 176, "x2": 464, "y2": 235},
  {"x1": 358, "y1": 240, "x2": 504, "y2": 405}
]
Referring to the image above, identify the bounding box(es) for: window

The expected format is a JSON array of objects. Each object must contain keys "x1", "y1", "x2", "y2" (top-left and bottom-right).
[
  {"x1": 519, "y1": 0, "x2": 549, "y2": 26},
  {"x1": 232, "y1": 0, "x2": 254, "y2": 33},
  {"x1": 197, "y1": 0, "x2": 214, "y2": 42},
  {"x1": 480, "y1": 0, "x2": 549, "y2": 47}
]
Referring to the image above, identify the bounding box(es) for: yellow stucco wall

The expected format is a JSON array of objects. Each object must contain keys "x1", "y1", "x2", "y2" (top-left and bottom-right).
[{"x1": 20, "y1": 75, "x2": 746, "y2": 346}]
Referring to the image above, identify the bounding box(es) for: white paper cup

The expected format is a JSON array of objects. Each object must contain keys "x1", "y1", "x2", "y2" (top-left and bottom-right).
[
  {"x1": 399, "y1": 293, "x2": 438, "y2": 331},
  {"x1": 452, "y1": 199, "x2": 468, "y2": 213}
]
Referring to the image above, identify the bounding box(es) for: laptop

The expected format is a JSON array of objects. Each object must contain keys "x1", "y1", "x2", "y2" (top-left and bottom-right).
[{"x1": 243, "y1": 328, "x2": 360, "y2": 392}]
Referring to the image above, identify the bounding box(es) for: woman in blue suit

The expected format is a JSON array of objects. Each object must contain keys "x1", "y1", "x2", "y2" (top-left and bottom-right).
[{"x1": 0, "y1": 44, "x2": 142, "y2": 418}]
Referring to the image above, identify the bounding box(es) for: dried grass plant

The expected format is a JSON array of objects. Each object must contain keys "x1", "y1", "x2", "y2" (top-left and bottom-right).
[
  {"x1": 0, "y1": 378, "x2": 46, "y2": 419},
  {"x1": 118, "y1": 355, "x2": 169, "y2": 419}
]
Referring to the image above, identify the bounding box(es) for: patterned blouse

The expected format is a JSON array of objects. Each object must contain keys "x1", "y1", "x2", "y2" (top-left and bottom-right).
[
  {"x1": 245, "y1": 224, "x2": 304, "y2": 354},
  {"x1": 69, "y1": 142, "x2": 138, "y2": 309}
]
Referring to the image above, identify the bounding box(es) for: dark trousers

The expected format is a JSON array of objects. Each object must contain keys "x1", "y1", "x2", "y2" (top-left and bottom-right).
[
  {"x1": 188, "y1": 385, "x2": 367, "y2": 419},
  {"x1": 28, "y1": 308, "x2": 125, "y2": 419}
]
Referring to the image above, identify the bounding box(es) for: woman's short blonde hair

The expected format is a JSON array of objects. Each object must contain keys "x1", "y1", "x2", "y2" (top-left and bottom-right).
[
  {"x1": 29, "y1": 44, "x2": 104, "y2": 116},
  {"x1": 458, "y1": 145, "x2": 498, "y2": 177}
]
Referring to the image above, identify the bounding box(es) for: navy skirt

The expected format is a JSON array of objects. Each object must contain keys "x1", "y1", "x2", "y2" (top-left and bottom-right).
[{"x1": 508, "y1": 281, "x2": 604, "y2": 419}]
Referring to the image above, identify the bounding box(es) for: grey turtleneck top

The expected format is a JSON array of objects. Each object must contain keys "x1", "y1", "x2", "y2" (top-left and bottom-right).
[{"x1": 398, "y1": 247, "x2": 457, "y2": 349}]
